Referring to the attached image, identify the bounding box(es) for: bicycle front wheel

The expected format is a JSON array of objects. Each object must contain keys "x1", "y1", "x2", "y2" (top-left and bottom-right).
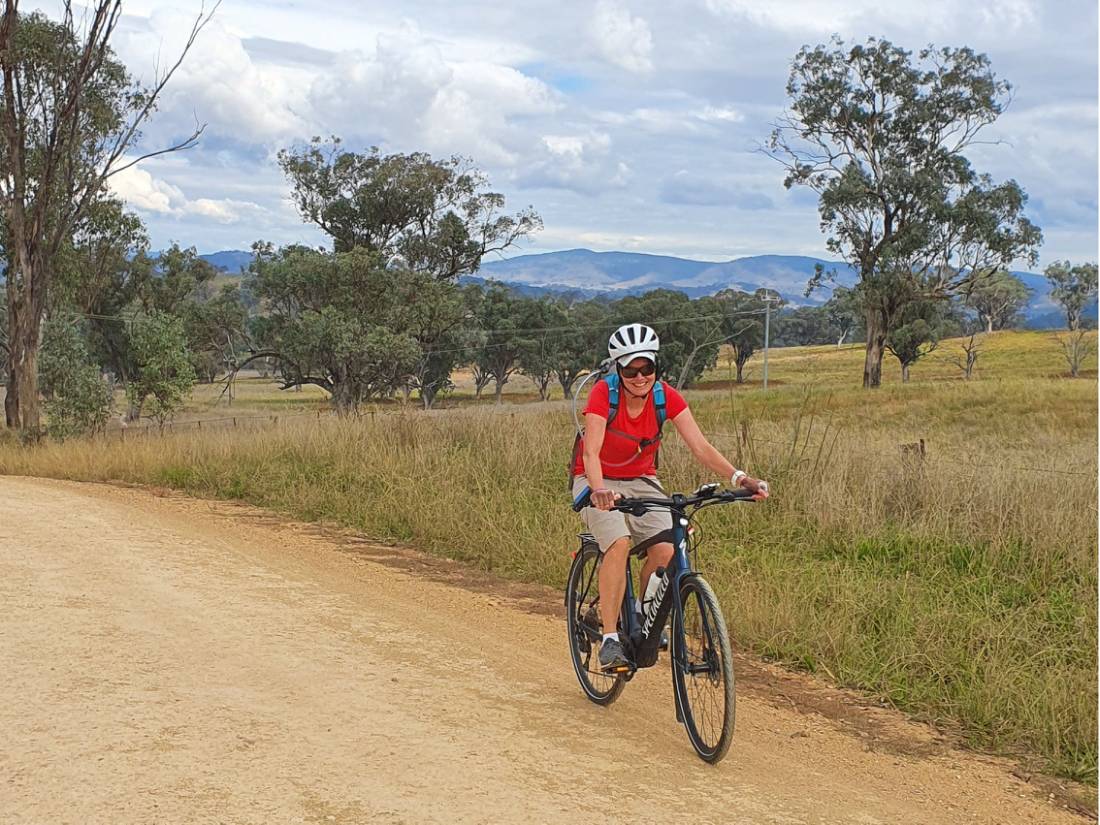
[
  {"x1": 565, "y1": 542, "x2": 625, "y2": 706},
  {"x1": 671, "y1": 576, "x2": 735, "y2": 762}
]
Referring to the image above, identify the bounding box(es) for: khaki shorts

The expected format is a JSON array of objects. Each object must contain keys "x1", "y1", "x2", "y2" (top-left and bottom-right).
[{"x1": 572, "y1": 476, "x2": 673, "y2": 554}]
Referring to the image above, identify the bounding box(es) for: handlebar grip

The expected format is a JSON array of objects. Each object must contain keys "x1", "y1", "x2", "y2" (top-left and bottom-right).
[{"x1": 724, "y1": 487, "x2": 759, "y2": 500}]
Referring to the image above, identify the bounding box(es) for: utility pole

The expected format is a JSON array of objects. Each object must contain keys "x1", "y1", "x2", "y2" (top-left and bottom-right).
[{"x1": 762, "y1": 293, "x2": 774, "y2": 391}]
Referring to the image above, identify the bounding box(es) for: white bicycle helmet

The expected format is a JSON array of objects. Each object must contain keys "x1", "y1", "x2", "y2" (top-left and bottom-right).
[{"x1": 608, "y1": 323, "x2": 660, "y2": 367}]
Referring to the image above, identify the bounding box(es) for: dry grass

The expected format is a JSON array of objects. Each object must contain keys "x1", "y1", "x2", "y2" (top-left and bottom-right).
[{"x1": 0, "y1": 329, "x2": 1096, "y2": 781}]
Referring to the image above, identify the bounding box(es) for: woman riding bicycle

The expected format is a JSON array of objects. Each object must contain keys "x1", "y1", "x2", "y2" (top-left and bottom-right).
[{"x1": 572, "y1": 322, "x2": 768, "y2": 672}]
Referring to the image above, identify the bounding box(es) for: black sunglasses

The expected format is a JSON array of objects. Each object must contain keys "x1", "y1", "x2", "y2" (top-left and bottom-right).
[{"x1": 620, "y1": 362, "x2": 656, "y2": 379}]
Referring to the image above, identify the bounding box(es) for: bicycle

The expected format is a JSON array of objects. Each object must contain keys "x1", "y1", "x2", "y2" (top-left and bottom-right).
[{"x1": 565, "y1": 482, "x2": 758, "y2": 763}]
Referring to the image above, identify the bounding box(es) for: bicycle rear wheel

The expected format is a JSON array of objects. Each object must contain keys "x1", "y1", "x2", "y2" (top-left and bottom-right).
[
  {"x1": 565, "y1": 542, "x2": 625, "y2": 705},
  {"x1": 671, "y1": 576, "x2": 735, "y2": 762}
]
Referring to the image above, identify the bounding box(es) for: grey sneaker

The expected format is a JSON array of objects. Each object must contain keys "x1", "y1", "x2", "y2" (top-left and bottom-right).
[{"x1": 599, "y1": 638, "x2": 631, "y2": 671}]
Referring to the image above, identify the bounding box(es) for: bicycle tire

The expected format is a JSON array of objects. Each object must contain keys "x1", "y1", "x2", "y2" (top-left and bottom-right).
[
  {"x1": 565, "y1": 542, "x2": 625, "y2": 706},
  {"x1": 671, "y1": 575, "x2": 735, "y2": 762}
]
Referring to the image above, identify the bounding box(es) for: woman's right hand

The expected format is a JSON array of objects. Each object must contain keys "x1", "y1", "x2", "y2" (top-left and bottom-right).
[
  {"x1": 739, "y1": 476, "x2": 769, "y2": 499},
  {"x1": 592, "y1": 487, "x2": 618, "y2": 511}
]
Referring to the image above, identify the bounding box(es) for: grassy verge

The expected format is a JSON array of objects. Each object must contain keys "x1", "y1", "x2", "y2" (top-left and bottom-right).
[{"x1": 2, "y1": 363, "x2": 1096, "y2": 781}]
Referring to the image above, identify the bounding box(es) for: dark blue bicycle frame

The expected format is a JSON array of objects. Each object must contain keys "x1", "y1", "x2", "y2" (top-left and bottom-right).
[
  {"x1": 569, "y1": 483, "x2": 699, "y2": 673},
  {"x1": 620, "y1": 502, "x2": 697, "y2": 671}
]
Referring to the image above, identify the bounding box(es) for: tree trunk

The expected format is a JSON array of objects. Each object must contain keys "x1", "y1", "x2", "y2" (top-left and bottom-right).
[
  {"x1": 901, "y1": 363, "x2": 910, "y2": 383},
  {"x1": 556, "y1": 372, "x2": 575, "y2": 399},
  {"x1": 331, "y1": 380, "x2": 357, "y2": 415},
  {"x1": 494, "y1": 379, "x2": 505, "y2": 404},
  {"x1": 836, "y1": 329, "x2": 848, "y2": 348},
  {"x1": 862, "y1": 309, "x2": 887, "y2": 388},
  {"x1": 985, "y1": 316, "x2": 994, "y2": 334},
  {"x1": 3, "y1": 356, "x2": 17, "y2": 429},
  {"x1": 4, "y1": 273, "x2": 45, "y2": 433},
  {"x1": 13, "y1": 329, "x2": 40, "y2": 433},
  {"x1": 735, "y1": 360, "x2": 745, "y2": 384}
]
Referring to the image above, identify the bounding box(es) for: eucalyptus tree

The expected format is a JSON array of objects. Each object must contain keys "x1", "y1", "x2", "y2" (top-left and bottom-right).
[
  {"x1": 516, "y1": 298, "x2": 565, "y2": 401},
  {"x1": 275, "y1": 139, "x2": 540, "y2": 400},
  {"x1": 1045, "y1": 260, "x2": 1098, "y2": 377},
  {"x1": 39, "y1": 315, "x2": 112, "y2": 438},
  {"x1": 405, "y1": 281, "x2": 481, "y2": 409},
  {"x1": 768, "y1": 37, "x2": 1041, "y2": 387},
  {"x1": 549, "y1": 299, "x2": 610, "y2": 399},
  {"x1": 1044, "y1": 261, "x2": 1098, "y2": 331},
  {"x1": 126, "y1": 311, "x2": 196, "y2": 430},
  {"x1": 182, "y1": 284, "x2": 249, "y2": 384},
  {"x1": 885, "y1": 299, "x2": 953, "y2": 382},
  {"x1": 278, "y1": 138, "x2": 541, "y2": 274},
  {"x1": 246, "y1": 244, "x2": 423, "y2": 412},
  {"x1": 963, "y1": 270, "x2": 1030, "y2": 333},
  {"x1": 138, "y1": 244, "x2": 218, "y2": 315},
  {"x1": 51, "y1": 197, "x2": 149, "y2": 417},
  {"x1": 825, "y1": 286, "x2": 862, "y2": 347},
  {"x1": 714, "y1": 289, "x2": 769, "y2": 383},
  {"x1": 1, "y1": 1, "x2": 215, "y2": 432},
  {"x1": 473, "y1": 284, "x2": 526, "y2": 404}
]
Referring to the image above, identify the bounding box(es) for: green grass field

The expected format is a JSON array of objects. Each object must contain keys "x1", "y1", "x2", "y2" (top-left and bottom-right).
[{"x1": 1, "y1": 329, "x2": 1096, "y2": 781}]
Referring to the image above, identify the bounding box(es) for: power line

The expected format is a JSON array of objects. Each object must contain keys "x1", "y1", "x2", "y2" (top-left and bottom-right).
[{"x1": 61, "y1": 306, "x2": 768, "y2": 337}]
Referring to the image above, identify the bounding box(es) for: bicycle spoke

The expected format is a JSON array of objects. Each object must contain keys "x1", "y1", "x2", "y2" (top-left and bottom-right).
[
  {"x1": 674, "y1": 577, "x2": 735, "y2": 762},
  {"x1": 566, "y1": 544, "x2": 624, "y2": 705}
]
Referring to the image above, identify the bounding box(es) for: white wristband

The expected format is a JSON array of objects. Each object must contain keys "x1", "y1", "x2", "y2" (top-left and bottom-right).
[{"x1": 731, "y1": 470, "x2": 747, "y2": 487}]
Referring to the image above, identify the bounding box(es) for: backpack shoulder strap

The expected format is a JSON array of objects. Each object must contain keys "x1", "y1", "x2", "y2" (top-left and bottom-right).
[
  {"x1": 653, "y1": 380, "x2": 667, "y2": 431},
  {"x1": 604, "y1": 373, "x2": 621, "y2": 425}
]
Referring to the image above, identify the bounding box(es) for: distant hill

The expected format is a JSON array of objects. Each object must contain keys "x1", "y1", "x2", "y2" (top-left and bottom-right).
[
  {"x1": 476, "y1": 249, "x2": 1089, "y2": 328},
  {"x1": 199, "y1": 250, "x2": 253, "y2": 274},
  {"x1": 478, "y1": 249, "x2": 860, "y2": 306},
  {"x1": 193, "y1": 246, "x2": 1091, "y2": 329}
]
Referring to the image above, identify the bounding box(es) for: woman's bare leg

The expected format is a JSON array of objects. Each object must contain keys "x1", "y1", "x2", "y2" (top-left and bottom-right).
[{"x1": 597, "y1": 536, "x2": 631, "y2": 637}]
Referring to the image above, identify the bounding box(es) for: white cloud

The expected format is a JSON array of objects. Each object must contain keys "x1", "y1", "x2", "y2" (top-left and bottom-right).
[
  {"x1": 595, "y1": 101, "x2": 746, "y2": 136},
  {"x1": 308, "y1": 23, "x2": 559, "y2": 164},
  {"x1": 109, "y1": 164, "x2": 263, "y2": 225},
  {"x1": 695, "y1": 105, "x2": 744, "y2": 123},
  {"x1": 182, "y1": 198, "x2": 263, "y2": 224},
  {"x1": 113, "y1": 9, "x2": 310, "y2": 145},
  {"x1": 589, "y1": 0, "x2": 654, "y2": 73},
  {"x1": 108, "y1": 166, "x2": 185, "y2": 213},
  {"x1": 516, "y1": 131, "x2": 632, "y2": 193},
  {"x1": 702, "y1": 0, "x2": 1039, "y2": 35}
]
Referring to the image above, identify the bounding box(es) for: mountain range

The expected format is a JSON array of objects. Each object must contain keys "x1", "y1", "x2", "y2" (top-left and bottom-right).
[{"x1": 197, "y1": 248, "x2": 1077, "y2": 328}]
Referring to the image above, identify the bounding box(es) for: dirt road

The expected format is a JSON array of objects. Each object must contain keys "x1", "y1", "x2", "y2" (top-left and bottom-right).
[{"x1": 0, "y1": 477, "x2": 1088, "y2": 824}]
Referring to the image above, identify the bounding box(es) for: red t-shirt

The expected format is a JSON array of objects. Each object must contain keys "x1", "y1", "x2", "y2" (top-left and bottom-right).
[{"x1": 572, "y1": 379, "x2": 688, "y2": 479}]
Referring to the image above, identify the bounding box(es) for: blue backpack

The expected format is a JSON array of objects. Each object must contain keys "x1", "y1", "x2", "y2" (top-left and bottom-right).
[{"x1": 568, "y1": 374, "x2": 668, "y2": 487}]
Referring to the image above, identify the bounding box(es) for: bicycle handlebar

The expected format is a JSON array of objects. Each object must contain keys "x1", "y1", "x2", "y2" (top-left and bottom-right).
[{"x1": 571, "y1": 483, "x2": 759, "y2": 514}]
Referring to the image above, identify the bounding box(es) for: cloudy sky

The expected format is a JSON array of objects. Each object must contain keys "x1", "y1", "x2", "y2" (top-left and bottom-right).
[{"x1": 31, "y1": 0, "x2": 1100, "y2": 268}]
